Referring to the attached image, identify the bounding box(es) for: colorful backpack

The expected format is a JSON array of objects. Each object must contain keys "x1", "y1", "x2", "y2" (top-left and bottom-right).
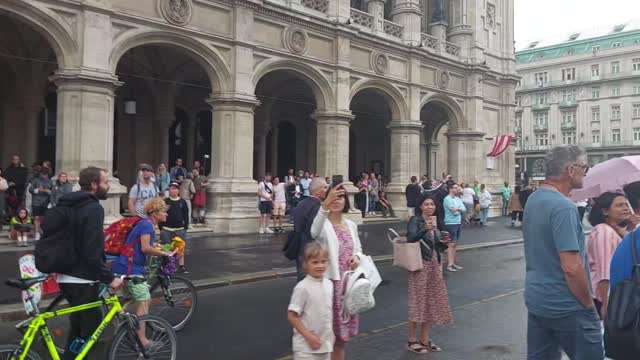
[{"x1": 104, "y1": 216, "x2": 143, "y2": 256}]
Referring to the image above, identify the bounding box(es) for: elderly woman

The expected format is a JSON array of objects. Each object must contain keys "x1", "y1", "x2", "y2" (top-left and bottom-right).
[
  {"x1": 587, "y1": 192, "x2": 638, "y2": 319},
  {"x1": 311, "y1": 184, "x2": 363, "y2": 360},
  {"x1": 405, "y1": 194, "x2": 453, "y2": 354}
]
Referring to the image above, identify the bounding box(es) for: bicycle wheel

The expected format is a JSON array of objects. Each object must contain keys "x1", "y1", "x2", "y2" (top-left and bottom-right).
[
  {"x1": 0, "y1": 344, "x2": 42, "y2": 360},
  {"x1": 108, "y1": 315, "x2": 176, "y2": 360},
  {"x1": 149, "y1": 275, "x2": 197, "y2": 331}
]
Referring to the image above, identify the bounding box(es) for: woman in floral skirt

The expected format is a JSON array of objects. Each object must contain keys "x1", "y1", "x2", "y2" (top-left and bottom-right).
[
  {"x1": 405, "y1": 194, "x2": 453, "y2": 354},
  {"x1": 311, "y1": 184, "x2": 364, "y2": 360}
]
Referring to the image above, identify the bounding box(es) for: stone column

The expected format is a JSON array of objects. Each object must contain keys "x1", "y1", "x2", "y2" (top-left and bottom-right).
[
  {"x1": 21, "y1": 97, "x2": 45, "y2": 166},
  {"x1": 314, "y1": 111, "x2": 353, "y2": 178},
  {"x1": 328, "y1": 0, "x2": 351, "y2": 22},
  {"x1": 184, "y1": 114, "x2": 196, "y2": 167},
  {"x1": 155, "y1": 108, "x2": 174, "y2": 166},
  {"x1": 51, "y1": 69, "x2": 127, "y2": 223},
  {"x1": 254, "y1": 130, "x2": 267, "y2": 178},
  {"x1": 429, "y1": 0, "x2": 448, "y2": 47},
  {"x1": 205, "y1": 94, "x2": 261, "y2": 234},
  {"x1": 446, "y1": 130, "x2": 485, "y2": 183},
  {"x1": 386, "y1": 121, "x2": 423, "y2": 219},
  {"x1": 391, "y1": 0, "x2": 422, "y2": 45},
  {"x1": 429, "y1": 141, "x2": 440, "y2": 176},
  {"x1": 368, "y1": 0, "x2": 388, "y2": 34},
  {"x1": 270, "y1": 125, "x2": 279, "y2": 176}
]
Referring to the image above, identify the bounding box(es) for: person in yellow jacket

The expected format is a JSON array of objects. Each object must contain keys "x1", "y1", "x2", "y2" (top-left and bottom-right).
[{"x1": 10, "y1": 208, "x2": 33, "y2": 247}]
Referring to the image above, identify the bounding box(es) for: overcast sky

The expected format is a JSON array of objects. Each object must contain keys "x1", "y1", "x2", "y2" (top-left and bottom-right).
[{"x1": 515, "y1": 0, "x2": 640, "y2": 46}]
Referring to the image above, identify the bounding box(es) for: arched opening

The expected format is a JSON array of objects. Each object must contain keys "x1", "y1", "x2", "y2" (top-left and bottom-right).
[
  {"x1": 254, "y1": 70, "x2": 318, "y2": 180},
  {"x1": 0, "y1": 12, "x2": 59, "y2": 170},
  {"x1": 349, "y1": 89, "x2": 393, "y2": 183},
  {"x1": 113, "y1": 44, "x2": 214, "y2": 187},
  {"x1": 420, "y1": 100, "x2": 459, "y2": 178}
]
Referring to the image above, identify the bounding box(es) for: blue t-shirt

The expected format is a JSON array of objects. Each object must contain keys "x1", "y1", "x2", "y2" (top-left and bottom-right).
[
  {"x1": 523, "y1": 188, "x2": 591, "y2": 318},
  {"x1": 112, "y1": 220, "x2": 155, "y2": 276},
  {"x1": 610, "y1": 228, "x2": 640, "y2": 289},
  {"x1": 443, "y1": 195, "x2": 465, "y2": 225}
]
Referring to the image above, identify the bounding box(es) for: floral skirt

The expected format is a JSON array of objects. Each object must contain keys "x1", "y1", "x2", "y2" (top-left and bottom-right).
[{"x1": 407, "y1": 257, "x2": 453, "y2": 324}]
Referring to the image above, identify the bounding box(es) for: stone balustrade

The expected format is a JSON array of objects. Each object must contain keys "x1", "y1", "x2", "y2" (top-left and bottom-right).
[
  {"x1": 444, "y1": 41, "x2": 461, "y2": 56},
  {"x1": 301, "y1": 0, "x2": 329, "y2": 13},
  {"x1": 350, "y1": 8, "x2": 373, "y2": 29},
  {"x1": 421, "y1": 33, "x2": 439, "y2": 50},
  {"x1": 384, "y1": 19, "x2": 404, "y2": 38}
]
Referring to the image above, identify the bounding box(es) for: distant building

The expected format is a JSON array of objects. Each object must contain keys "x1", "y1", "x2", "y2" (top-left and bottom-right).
[{"x1": 515, "y1": 21, "x2": 640, "y2": 181}]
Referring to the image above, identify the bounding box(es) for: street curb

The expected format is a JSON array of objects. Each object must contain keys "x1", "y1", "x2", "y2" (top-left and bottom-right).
[{"x1": 0, "y1": 237, "x2": 524, "y2": 323}]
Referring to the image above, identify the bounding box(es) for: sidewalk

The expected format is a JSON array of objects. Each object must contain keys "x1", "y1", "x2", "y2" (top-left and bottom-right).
[{"x1": 0, "y1": 217, "x2": 525, "y2": 308}]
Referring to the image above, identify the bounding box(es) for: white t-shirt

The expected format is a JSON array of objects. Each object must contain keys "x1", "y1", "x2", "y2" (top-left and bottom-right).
[
  {"x1": 129, "y1": 182, "x2": 159, "y2": 217},
  {"x1": 273, "y1": 183, "x2": 286, "y2": 203},
  {"x1": 288, "y1": 276, "x2": 334, "y2": 354},
  {"x1": 461, "y1": 187, "x2": 476, "y2": 204},
  {"x1": 258, "y1": 181, "x2": 273, "y2": 201},
  {"x1": 479, "y1": 190, "x2": 492, "y2": 208}
]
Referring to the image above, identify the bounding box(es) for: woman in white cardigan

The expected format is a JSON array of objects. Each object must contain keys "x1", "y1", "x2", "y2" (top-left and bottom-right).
[{"x1": 311, "y1": 185, "x2": 363, "y2": 360}]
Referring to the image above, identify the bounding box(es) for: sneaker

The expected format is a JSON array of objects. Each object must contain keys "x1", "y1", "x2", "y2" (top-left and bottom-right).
[
  {"x1": 452, "y1": 264, "x2": 464, "y2": 270},
  {"x1": 265, "y1": 227, "x2": 274, "y2": 234},
  {"x1": 178, "y1": 266, "x2": 190, "y2": 274},
  {"x1": 446, "y1": 265, "x2": 457, "y2": 272},
  {"x1": 34, "y1": 232, "x2": 41, "y2": 241},
  {"x1": 259, "y1": 228, "x2": 264, "y2": 234},
  {"x1": 510, "y1": 221, "x2": 515, "y2": 227}
]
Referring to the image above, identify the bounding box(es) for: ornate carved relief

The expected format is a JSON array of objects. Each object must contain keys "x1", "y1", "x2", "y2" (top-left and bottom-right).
[
  {"x1": 159, "y1": 0, "x2": 193, "y2": 26},
  {"x1": 283, "y1": 26, "x2": 309, "y2": 55},
  {"x1": 370, "y1": 51, "x2": 388, "y2": 75},
  {"x1": 486, "y1": 3, "x2": 496, "y2": 29},
  {"x1": 436, "y1": 69, "x2": 450, "y2": 89}
]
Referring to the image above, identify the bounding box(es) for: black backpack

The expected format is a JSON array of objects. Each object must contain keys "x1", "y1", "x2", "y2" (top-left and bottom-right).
[{"x1": 35, "y1": 200, "x2": 91, "y2": 274}]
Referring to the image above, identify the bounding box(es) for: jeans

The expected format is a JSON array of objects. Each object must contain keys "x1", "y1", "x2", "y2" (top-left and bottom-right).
[
  {"x1": 295, "y1": 252, "x2": 305, "y2": 282},
  {"x1": 59, "y1": 283, "x2": 103, "y2": 360},
  {"x1": 502, "y1": 198, "x2": 509, "y2": 216},
  {"x1": 527, "y1": 308, "x2": 604, "y2": 360},
  {"x1": 511, "y1": 211, "x2": 524, "y2": 222},
  {"x1": 480, "y1": 207, "x2": 489, "y2": 225}
]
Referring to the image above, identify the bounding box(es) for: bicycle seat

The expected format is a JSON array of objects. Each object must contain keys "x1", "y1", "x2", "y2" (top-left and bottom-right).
[{"x1": 5, "y1": 276, "x2": 49, "y2": 291}]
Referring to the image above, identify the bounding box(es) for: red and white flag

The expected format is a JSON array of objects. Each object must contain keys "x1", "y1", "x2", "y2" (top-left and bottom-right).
[{"x1": 486, "y1": 135, "x2": 514, "y2": 157}]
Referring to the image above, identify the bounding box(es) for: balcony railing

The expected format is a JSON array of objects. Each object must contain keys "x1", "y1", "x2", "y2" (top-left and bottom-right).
[
  {"x1": 561, "y1": 121, "x2": 576, "y2": 130},
  {"x1": 514, "y1": 126, "x2": 522, "y2": 133},
  {"x1": 444, "y1": 41, "x2": 461, "y2": 56},
  {"x1": 384, "y1": 20, "x2": 404, "y2": 38},
  {"x1": 421, "y1": 33, "x2": 439, "y2": 50},
  {"x1": 350, "y1": 8, "x2": 373, "y2": 29},
  {"x1": 559, "y1": 100, "x2": 578, "y2": 108},
  {"x1": 534, "y1": 123, "x2": 548, "y2": 132},
  {"x1": 301, "y1": 0, "x2": 329, "y2": 13},
  {"x1": 531, "y1": 103, "x2": 550, "y2": 111}
]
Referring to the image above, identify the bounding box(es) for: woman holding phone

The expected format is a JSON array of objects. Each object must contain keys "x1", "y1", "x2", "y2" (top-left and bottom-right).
[{"x1": 405, "y1": 193, "x2": 453, "y2": 354}]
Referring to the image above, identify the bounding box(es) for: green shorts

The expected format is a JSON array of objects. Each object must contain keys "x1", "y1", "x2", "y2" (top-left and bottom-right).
[{"x1": 125, "y1": 279, "x2": 150, "y2": 302}]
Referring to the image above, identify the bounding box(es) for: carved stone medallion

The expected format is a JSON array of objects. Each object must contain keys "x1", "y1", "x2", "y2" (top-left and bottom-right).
[
  {"x1": 436, "y1": 69, "x2": 450, "y2": 89},
  {"x1": 159, "y1": 0, "x2": 193, "y2": 26},
  {"x1": 371, "y1": 51, "x2": 388, "y2": 75},
  {"x1": 284, "y1": 26, "x2": 309, "y2": 55}
]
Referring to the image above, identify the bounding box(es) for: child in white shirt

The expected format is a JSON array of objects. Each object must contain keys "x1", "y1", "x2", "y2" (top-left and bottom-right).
[{"x1": 288, "y1": 242, "x2": 335, "y2": 360}]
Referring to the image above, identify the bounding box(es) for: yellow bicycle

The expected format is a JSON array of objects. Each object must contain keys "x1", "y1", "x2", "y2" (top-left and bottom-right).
[{"x1": 0, "y1": 275, "x2": 177, "y2": 360}]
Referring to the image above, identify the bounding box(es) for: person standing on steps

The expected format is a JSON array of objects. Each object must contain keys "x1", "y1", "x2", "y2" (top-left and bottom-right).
[
  {"x1": 160, "y1": 182, "x2": 190, "y2": 274},
  {"x1": 29, "y1": 167, "x2": 53, "y2": 240},
  {"x1": 128, "y1": 164, "x2": 159, "y2": 217},
  {"x1": 272, "y1": 177, "x2": 287, "y2": 233},
  {"x1": 170, "y1": 158, "x2": 188, "y2": 182},
  {"x1": 523, "y1": 145, "x2": 603, "y2": 360},
  {"x1": 50, "y1": 172, "x2": 73, "y2": 208},
  {"x1": 258, "y1": 173, "x2": 274, "y2": 234},
  {"x1": 443, "y1": 183, "x2": 465, "y2": 273}
]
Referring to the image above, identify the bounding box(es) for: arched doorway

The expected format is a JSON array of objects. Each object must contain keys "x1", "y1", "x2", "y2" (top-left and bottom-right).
[
  {"x1": 420, "y1": 97, "x2": 462, "y2": 180},
  {"x1": 0, "y1": 12, "x2": 59, "y2": 169},
  {"x1": 253, "y1": 70, "x2": 318, "y2": 180},
  {"x1": 113, "y1": 44, "x2": 214, "y2": 187},
  {"x1": 349, "y1": 89, "x2": 393, "y2": 182}
]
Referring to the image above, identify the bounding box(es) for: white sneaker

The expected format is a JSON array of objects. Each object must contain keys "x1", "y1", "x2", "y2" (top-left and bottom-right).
[
  {"x1": 447, "y1": 265, "x2": 457, "y2": 272},
  {"x1": 452, "y1": 264, "x2": 464, "y2": 270},
  {"x1": 34, "y1": 232, "x2": 41, "y2": 241},
  {"x1": 258, "y1": 228, "x2": 264, "y2": 234},
  {"x1": 265, "y1": 228, "x2": 274, "y2": 234}
]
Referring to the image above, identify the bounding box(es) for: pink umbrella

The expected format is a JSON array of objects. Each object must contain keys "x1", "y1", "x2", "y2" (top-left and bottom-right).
[{"x1": 570, "y1": 155, "x2": 640, "y2": 201}]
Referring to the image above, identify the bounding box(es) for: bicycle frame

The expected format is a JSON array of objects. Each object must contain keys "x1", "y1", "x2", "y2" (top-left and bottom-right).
[{"x1": 14, "y1": 296, "x2": 123, "y2": 360}]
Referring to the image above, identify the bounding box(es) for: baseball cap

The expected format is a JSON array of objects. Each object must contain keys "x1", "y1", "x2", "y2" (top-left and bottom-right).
[
  {"x1": 169, "y1": 182, "x2": 180, "y2": 189},
  {"x1": 140, "y1": 163, "x2": 154, "y2": 172}
]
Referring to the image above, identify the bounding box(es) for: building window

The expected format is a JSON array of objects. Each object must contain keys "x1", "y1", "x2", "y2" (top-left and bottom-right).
[
  {"x1": 562, "y1": 111, "x2": 577, "y2": 124},
  {"x1": 633, "y1": 103, "x2": 640, "y2": 119},
  {"x1": 591, "y1": 107, "x2": 600, "y2": 122},
  {"x1": 592, "y1": 87, "x2": 600, "y2": 99},
  {"x1": 635, "y1": 128, "x2": 640, "y2": 141},
  {"x1": 534, "y1": 72, "x2": 548, "y2": 86},
  {"x1": 633, "y1": 58, "x2": 640, "y2": 72},
  {"x1": 612, "y1": 87, "x2": 621, "y2": 97},
  {"x1": 591, "y1": 64, "x2": 600, "y2": 77},
  {"x1": 592, "y1": 130, "x2": 601, "y2": 143},
  {"x1": 535, "y1": 134, "x2": 549, "y2": 146},
  {"x1": 562, "y1": 68, "x2": 576, "y2": 81},
  {"x1": 612, "y1": 129, "x2": 622, "y2": 142},
  {"x1": 535, "y1": 112, "x2": 549, "y2": 126},
  {"x1": 592, "y1": 45, "x2": 601, "y2": 53},
  {"x1": 562, "y1": 131, "x2": 576, "y2": 144},
  {"x1": 611, "y1": 61, "x2": 621, "y2": 74},
  {"x1": 612, "y1": 41, "x2": 622, "y2": 48},
  {"x1": 515, "y1": 113, "x2": 522, "y2": 127},
  {"x1": 634, "y1": 84, "x2": 640, "y2": 95},
  {"x1": 534, "y1": 92, "x2": 549, "y2": 105},
  {"x1": 562, "y1": 89, "x2": 577, "y2": 101},
  {"x1": 515, "y1": 96, "x2": 521, "y2": 106},
  {"x1": 611, "y1": 105, "x2": 621, "y2": 120}
]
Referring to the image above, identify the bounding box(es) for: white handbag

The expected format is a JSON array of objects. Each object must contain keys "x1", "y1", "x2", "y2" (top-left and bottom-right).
[
  {"x1": 359, "y1": 255, "x2": 382, "y2": 291},
  {"x1": 340, "y1": 268, "x2": 375, "y2": 323}
]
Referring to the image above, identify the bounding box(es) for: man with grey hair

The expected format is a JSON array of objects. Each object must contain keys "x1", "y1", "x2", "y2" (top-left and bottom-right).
[
  {"x1": 522, "y1": 145, "x2": 602, "y2": 359},
  {"x1": 292, "y1": 177, "x2": 328, "y2": 281}
]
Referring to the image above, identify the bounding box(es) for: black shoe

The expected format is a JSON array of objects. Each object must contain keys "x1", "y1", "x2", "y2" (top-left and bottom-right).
[{"x1": 178, "y1": 266, "x2": 190, "y2": 274}]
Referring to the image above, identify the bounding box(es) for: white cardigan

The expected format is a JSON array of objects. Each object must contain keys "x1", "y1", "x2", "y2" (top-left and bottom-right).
[{"x1": 310, "y1": 208, "x2": 364, "y2": 281}]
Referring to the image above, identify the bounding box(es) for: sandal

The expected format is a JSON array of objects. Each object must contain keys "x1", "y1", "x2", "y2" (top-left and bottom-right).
[
  {"x1": 421, "y1": 340, "x2": 442, "y2": 352},
  {"x1": 407, "y1": 341, "x2": 429, "y2": 354}
]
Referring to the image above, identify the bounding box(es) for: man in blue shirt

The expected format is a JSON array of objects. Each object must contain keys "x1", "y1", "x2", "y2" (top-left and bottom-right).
[
  {"x1": 523, "y1": 145, "x2": 602, "y2": 360},
  {"x1": 443, "y1": 183, "x2": 465, "y2": 273},
  {"x1": 610, "y1": 181, "x2": 640, "y2": 289}
]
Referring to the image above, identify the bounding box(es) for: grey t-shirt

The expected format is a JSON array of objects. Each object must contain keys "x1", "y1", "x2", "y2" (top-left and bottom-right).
[
  {"x1": 129, "y1": 182, "x2": 159, "y2": 217},
  {"x1": 523, "y1": 188, "x2": 591, "y2": 318}
]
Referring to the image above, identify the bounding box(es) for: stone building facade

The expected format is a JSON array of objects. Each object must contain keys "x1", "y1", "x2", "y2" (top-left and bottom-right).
[
  {"x1": 0, "y1": 0, "x2": 516, "y2": 233},
  {"x1": 515, "y1": 21, "x2": 640, "y2": 181}
]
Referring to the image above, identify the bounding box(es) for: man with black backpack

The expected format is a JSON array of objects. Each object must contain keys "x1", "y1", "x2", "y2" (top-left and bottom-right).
[{"x1": 38, "y1": 167, "x2": 123, "y2": 359}]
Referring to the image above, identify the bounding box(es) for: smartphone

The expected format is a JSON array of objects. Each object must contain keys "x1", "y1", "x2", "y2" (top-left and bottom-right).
[
  {"x1": 332, "y1": 175, "x2": 344, "y2": 188},
  {"x1": 429, "y1": 216, "x2": 437, "y2": 225},
  {"x1": 619, "y1": 219, "x2": 630, "y2": 228}
]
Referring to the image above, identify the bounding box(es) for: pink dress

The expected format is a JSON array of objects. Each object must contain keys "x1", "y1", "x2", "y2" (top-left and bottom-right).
[
  {"x1": 587, "y1": 223, "x2": 623, "y2": 303},
  {"x1": 331, "y1": 224, "x2": 359, "y2": 342}
]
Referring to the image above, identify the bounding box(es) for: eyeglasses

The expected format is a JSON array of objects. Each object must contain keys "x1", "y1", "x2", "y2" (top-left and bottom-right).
[{"x1": 569, "y1": 163, "x2": 590, "y2": 174}]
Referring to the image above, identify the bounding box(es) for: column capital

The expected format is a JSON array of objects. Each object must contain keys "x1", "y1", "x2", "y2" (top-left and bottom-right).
[
  {"x1": 387, "y1": 121, "x2": 423, "y2": 132},
  {"x1": 312, "y1": 110, "x2": 354, "y2": 125},
  {"x1": 206, "y1": 93, "x2": 260, "y2": 113},
  {"x1": 389, "y1": 1, "x2": 421, "y2": 17},
  {"x1": 50, "y1": 68, "x2": 122, "y2": 94},
  {"x1": 446, "y1": 130, "x2": 486, "y2": 141}
]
